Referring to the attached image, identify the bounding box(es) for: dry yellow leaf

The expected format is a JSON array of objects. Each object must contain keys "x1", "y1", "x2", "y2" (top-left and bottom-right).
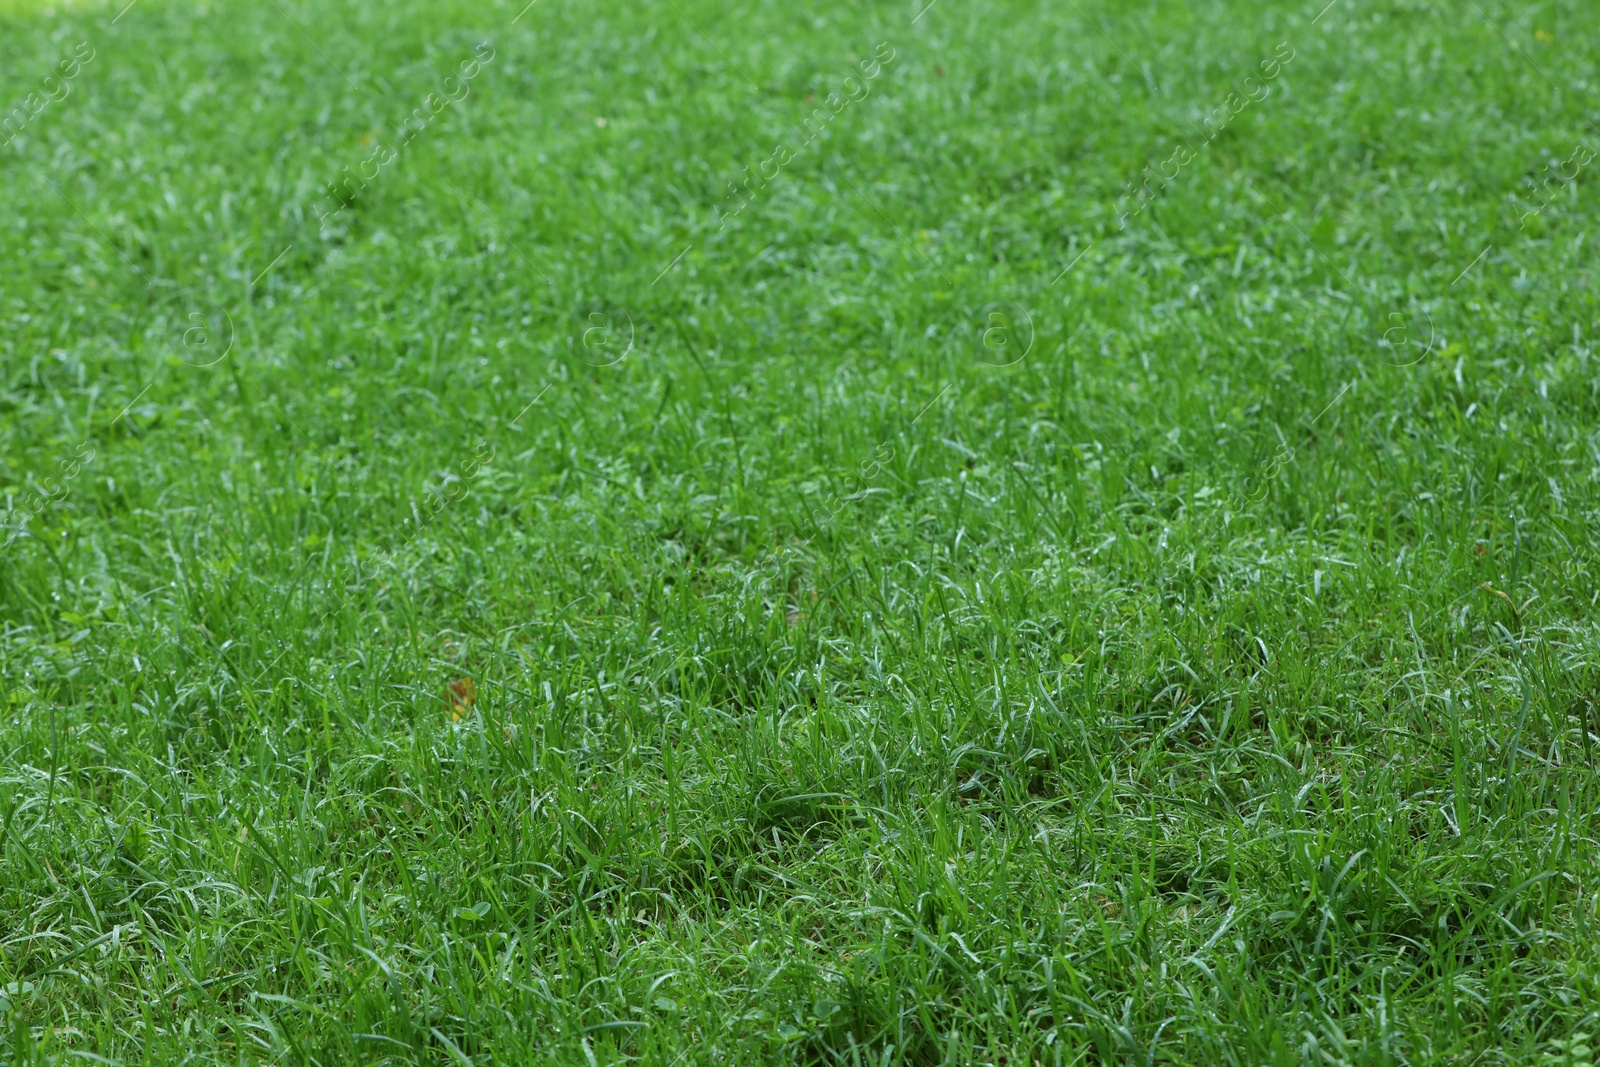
[{"x1": 449, "y1": 677, "x2": 476, "y2": 721}]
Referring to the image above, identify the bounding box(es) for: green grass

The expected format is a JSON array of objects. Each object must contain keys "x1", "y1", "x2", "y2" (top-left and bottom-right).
[{"x1": 3, "y1": 0, "x2": 1600, "y2": 1061}]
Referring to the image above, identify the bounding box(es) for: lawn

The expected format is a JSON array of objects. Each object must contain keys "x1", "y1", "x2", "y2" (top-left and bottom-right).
[{"x1": 2, "y1": 0, "x2": 1599, "y2": 1062}]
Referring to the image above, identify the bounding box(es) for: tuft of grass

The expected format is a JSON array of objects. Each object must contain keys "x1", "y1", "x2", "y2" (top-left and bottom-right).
[{"x1": 3, "y1": 0, "x2": 1600, "y2": 1062}]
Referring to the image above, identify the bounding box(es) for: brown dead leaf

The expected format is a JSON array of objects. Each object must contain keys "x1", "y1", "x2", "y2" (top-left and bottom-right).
[{"x1": 449, "y1": 677, "x2": 476, "y2": 721}]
